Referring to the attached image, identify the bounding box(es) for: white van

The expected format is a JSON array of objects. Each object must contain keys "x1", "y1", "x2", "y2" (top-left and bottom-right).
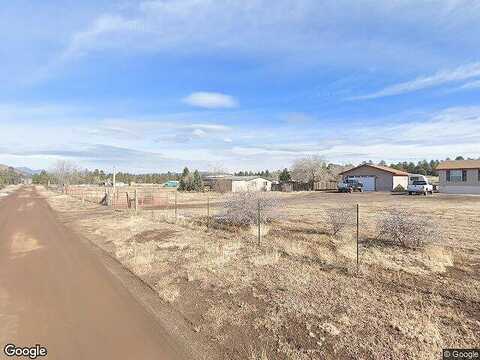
[{"x1": 408, "y1": 174, "x2": 428, "y2": 185}]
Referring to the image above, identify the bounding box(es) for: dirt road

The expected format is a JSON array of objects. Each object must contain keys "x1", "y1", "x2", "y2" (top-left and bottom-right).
[{"x1": 0, "y1": 187, "x2": 183, "y2": 359}]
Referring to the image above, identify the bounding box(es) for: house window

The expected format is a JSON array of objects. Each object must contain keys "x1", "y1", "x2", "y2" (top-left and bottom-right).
[
  {"x1": 478, "y1": 169, "x2": 480, "y2": 182},
  {"x1": 448, "y1": 169, "x2": 465, "y2": 182}
]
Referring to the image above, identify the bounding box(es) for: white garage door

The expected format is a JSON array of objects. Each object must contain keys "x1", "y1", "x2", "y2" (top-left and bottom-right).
[{"x1": 348, "y1": 176, "x2": 375, "y2": 191}]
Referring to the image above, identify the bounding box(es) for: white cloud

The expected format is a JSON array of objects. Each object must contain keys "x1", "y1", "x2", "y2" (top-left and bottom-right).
[
  {"x1": 1, "y1": 101, "x2": 479, "y2": 171},
  {"x1": 192, "y1": 128, "x2": 207, "y2": 137},
  {"x1": 350, "y1": 62, "x2": 480, "y2": 100},
  {"x1": 223, "y1": 106, "x2": 480, "y2": 164},
  {"x1": 182, "y1": 123, "x2": 231, "y2": 132},
  {"x1": 458, "y1": 79, "x2": 480, "y2": 91},
  {"x1": 182, "y1": 92, "x2": 238, "y2": 109}
]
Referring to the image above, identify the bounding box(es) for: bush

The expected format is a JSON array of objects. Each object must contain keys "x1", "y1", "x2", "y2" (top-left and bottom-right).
[
  {"x1": 392, "y1": 184, "x2": 406, "y2": 192},
  {"x1": 219, "y1": 192, "x2": 280, "y2": 226},
  {"x1": 376, "y1": 209, "x2": 433, "y2": 248},
  {"x1": 325, "y1": 207, "x2": 353, "y2": 236}
]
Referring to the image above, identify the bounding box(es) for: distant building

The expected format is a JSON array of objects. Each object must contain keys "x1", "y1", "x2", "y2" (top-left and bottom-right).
[
  {"x1": 436, "y1": 160, "x2": 480, "y2": 194},
  {"x1": 339, "y1": 164, "x2": 409, "y2": 191},
  {"x1": 203, "y1": 175, "x2": 272, "y2": 192},
  {"x1": 163, "y1": 180, "x2": 179, "y2": 188}
]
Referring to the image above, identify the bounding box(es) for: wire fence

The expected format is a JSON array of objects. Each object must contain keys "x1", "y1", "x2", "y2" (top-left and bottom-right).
[
  {"x1": 53, "y1": 184, "x2": 173, "y2": 209},
  {"x1": 51, "y1": 185, "x2": 477, "y2": 263}
]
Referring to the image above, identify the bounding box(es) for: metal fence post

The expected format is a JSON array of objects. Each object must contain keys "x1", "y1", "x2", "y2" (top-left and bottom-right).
[
  {"x1": 356, "y1": 203, "x2": 359, "y2": 271},
  {"x1": 257, "y1": 199, "x2": 261, "y2": 246}
]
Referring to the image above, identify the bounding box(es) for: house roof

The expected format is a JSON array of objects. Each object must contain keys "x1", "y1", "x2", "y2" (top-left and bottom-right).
[
  {"x1": 339, "y1": 163, "x2": 409, "y2": 176},
  {"x1": 436, "y1": 160, "x2": 480, "y2": 170},
  {"x1": 204, "y1": 175, "x2": 271, "y2": 181}
]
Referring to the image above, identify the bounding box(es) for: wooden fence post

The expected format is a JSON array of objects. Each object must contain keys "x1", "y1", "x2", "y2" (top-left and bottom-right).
[
  {"x1": 207, "y1": 194, "x2": 210, "y2": 231},
  {"x1": 82, "y1": 191, "x2": 85, "y2": 205},
  {"x1": 174, "y1": 191, "x2": 178, "y2": 222},
  {"x1": 135, "y1": 189, "x2": 138, "y2": 215}
]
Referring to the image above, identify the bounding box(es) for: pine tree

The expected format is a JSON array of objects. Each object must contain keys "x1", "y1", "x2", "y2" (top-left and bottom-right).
[
  {"x1": 279, "y1": 168, "x2": 291, "y2": 182},
  {"x1": 192, "y1": 170, "x2": 203, "y2": 191}
]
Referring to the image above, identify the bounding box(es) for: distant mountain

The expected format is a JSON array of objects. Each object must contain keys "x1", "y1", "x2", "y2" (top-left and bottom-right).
[
  {"x1": 14, "y1": 167, "x2": 43, "y2": 176},
  {"x1": 0, "y1": 164, "x2": 43, "y2": 177}
]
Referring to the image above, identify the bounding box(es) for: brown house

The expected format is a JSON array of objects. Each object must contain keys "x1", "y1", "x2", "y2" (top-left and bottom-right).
[
  {"x1": 339, "y1": 164, "x2": 409, "y2": 191},
  {"x1": 436, "y1": 160, "x2": 480, "y2": 194}
]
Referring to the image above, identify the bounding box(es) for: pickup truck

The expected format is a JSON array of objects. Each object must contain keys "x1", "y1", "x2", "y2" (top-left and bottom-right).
[
  {"x1": 338, "y1": 179, "x2": 363, "y2": 193},
  {"x1": 407, "y1": 180, "x2": 433, "y2": 195}
]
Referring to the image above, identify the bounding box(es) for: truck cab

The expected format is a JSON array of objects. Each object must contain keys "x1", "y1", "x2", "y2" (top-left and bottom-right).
[
  {"x1": 407, "y1": 179, "x2": 434, "y2": 195},
  {"x1": 338, "y1": 178, "x2": 364, "y2": 193}
]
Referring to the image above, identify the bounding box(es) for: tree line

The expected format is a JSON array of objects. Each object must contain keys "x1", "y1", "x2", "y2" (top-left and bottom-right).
[
  {"x1": 32, "y1": 160, "x2": 180, "y2": 186},
  {"x1": 371, "y1": 156, "x2": 471, "y2": 176},
  {"x1": 0, "y1": 167, "x2": 23, "y2": 188},
  {"x1": 31, "y1": 155, "x2": 472, "y2": 190}
]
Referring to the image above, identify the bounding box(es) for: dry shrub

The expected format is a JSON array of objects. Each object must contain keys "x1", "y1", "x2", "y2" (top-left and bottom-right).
[
  {"x1": 218, "y1": 192, "x2": 281, "y2": 226},
  {"x1": 376, "y1": 209, "x2": 434, "y2": 248},
  {"x1": 393, "y1": 184, "x2": 406, "y2": 192},
  {"x1": 325, "y1": 207, "x2": 353, "y2": 236}
]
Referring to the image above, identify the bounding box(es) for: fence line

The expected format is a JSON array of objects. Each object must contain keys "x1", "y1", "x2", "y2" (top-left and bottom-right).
[{"x1": 52, "y1": 185, "x2": 459, "y2": 272}]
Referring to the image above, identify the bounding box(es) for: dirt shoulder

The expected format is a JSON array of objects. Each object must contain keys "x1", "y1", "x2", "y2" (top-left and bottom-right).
[
  {"x1": 1, "y1": 186, "x2": 207, "y2": 360},
  {"x1": 41, "y1": 187, "x2": 480, "y2": 360},
  {"x1": 37, "y1": 187, "x2": 222, "y2": 360}
]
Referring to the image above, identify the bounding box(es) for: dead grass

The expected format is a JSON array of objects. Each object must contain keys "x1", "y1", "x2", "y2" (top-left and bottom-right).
[{"x1": 43, "y1": 187, "x2": 480, "y2": 360}]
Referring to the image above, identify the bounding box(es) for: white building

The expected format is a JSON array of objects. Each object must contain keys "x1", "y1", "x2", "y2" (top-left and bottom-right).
[{"x1": 204, "y1": 175, "x2": 272, "y2": 192}]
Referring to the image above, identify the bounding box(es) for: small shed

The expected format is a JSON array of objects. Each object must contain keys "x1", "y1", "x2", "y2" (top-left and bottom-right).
[
  {"x1": 339, "y1": 164, "x2": 409, "y2": 191},
  {"x1": 204, "y1": 176, "x2": 272, "y2": 193}
]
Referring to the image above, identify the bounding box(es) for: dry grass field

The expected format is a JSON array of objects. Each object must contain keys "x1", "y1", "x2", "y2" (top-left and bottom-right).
[{"x1": 41, "y1": 187, "x2": 480, "y2": 360}]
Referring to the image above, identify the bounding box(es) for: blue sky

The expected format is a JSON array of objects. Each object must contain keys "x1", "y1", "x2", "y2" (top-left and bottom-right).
[{"x1": 1, "y1": 0, "x2": 480, "y2": 172}]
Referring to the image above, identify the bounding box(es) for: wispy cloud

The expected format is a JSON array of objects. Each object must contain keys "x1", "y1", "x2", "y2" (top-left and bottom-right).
[
  {"x1": 182, "y1": 92, "x2": 238, "y2": 109},
  {"x1": 62, "y1": 15, "x2": 141, "y2": 59},
  {"x1": 220, "y1": 106, "x2": 480, "y2": 164},
  {"x1": 57, "y1": 0, "x2": 480, "y2": 71},
  {"x1": 350, "y1": 62, "x2": 480, "y2": 100},
  {"x1": 457, "y1": 79, "x2": 480, "y2": 91}
]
